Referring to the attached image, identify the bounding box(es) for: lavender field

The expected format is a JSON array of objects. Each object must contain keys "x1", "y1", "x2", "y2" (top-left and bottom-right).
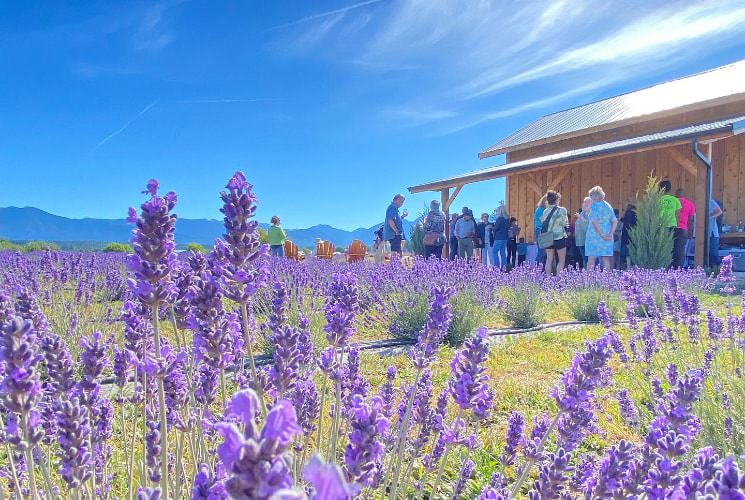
[{"x1": 1, "y1": 172, "x2": 743, "y2": 499}]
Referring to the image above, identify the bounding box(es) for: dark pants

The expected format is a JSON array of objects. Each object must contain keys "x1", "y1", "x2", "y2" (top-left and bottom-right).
[
  {"x1": 672, "y1": 228, "x2": 687, "y2": 268},
  {"x1": 507, "y1": 238, "x2": 517, "y2": 266},
  {"x1": 709, "y1": 236, "x2": 720, "y2": 267},
  {"x1": 575, "y1": 245, "x2": 585, "y2": 269},
  {"x1": 517, "y1": 255, "x2": 526, "y2": 266},
  {"x1": 388, "y1": 235, "x2": 402, "y2": 253},
  {"x1": 425, "y1": 244, "x2": 444, "y2": 259},
  {"x1": 270, "y1": 245, "x2": 284, "y2": 257},
  {"x1": 449, "y1": 236, "x2": 458, "y2": 260}
]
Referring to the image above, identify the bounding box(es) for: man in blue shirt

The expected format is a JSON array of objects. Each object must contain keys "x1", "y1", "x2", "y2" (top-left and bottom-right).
[{"x1": 383, "y1": 194, "x2": 408, "y2": 255}]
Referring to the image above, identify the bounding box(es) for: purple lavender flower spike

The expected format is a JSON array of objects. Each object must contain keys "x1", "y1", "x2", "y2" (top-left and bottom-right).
[
  {"x1": 126, "y1": 179, "x2": 178, "y2": 307},
  {"x1": 528, "y1": 447, "x2": 573, "y2": 499},
  {"x1": 410, "y1": 285, "x2": 455, "y2": 369},
  {"x1": 502, "y1": 411, "x2": 525, "y2": 467},
  {"x1": 303, "y1": 453, "x2": 360, "y2": 499},
  {"x1": 191, "y1": 463, "x2": 228, "y2": 499},
  {"x1": 452, "y1": 459, "x2": 475, "y2": 499},
  {"x1": 268, "y1": 324, "x2": 301, "y2": 398},
  {"x1": 343, "y1": 395, "x2": 390, "y2": 488},
  {"x1": 56, "y1": 396, "x2": 93, "y2": 488},
  {"x1": 448, "y1": 327, "x2": 493, "y2": 420},
  {"x1": 616, "y1": 388, "x2": 640, "y2": 428},
  {"x1": 703, "y1": 456, "x2": 745, "y2": 498},
  {"x1": 683, "y1": 446, "x2": 719, "y2": 496},
  {"x1": 216, "y1": 389, "x2": 302, "y2": 499},
  {"x1": 589, "y1": 440, "x2": 635, "y2": 497},
  {"x1": 323, "y1": 272, "x2": 359, "y2": 348}
]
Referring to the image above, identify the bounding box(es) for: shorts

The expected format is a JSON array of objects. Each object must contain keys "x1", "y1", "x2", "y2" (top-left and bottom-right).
[
  {"x1": 388, "y1": 235, "x2": 402, "y2": 253},
  {"x1": 546, "y1": 237, "x2": 567, "y2": 250}
]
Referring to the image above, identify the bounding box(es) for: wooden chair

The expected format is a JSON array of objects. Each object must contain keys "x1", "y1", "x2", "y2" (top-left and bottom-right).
[
  {"x1": 346, "y1": 239, "x2": 367, "y2": 263},
  {"x1": 315, "y1": 240, "x2": 335, "y2": 260},
  {"x1": 283, "y1": 240, "x2": 301, "y2": 261}
]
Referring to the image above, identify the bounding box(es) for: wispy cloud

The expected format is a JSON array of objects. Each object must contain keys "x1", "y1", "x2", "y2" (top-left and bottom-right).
[
  {"x1": 266, "y1": 0, "x2": 386, "y2": 32},
  {"x1": 267, "y1": 0, "x2": 745, "y2": 135},
  {"x1": 132, "y1": 3, "x2": 177, "y2": 52},
  {"x1": 172, "y1": 98, "x2": 278, "y2": 104}
]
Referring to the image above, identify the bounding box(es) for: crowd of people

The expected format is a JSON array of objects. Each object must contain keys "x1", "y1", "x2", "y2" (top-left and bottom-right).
[
  {"x1": 267, "y1": 183, "x2": 724, "y2": 270},
  {"x1": 378, "y1": 181, "x2": 724, "y2": 272}
]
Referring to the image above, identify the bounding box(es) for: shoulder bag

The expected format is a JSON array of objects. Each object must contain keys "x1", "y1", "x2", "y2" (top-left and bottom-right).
[{"x1": 537, "y1": 206, "x2": 558, "y2": 249}]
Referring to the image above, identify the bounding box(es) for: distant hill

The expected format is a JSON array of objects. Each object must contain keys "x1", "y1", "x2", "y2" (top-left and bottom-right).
[{"x1": 0, "y1": 207, "x2": 416, "y2": 250}]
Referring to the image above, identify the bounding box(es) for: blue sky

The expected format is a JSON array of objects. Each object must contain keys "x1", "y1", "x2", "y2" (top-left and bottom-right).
[{"x1": 3, "y1": 0, "x2": 745, "y2": 230}]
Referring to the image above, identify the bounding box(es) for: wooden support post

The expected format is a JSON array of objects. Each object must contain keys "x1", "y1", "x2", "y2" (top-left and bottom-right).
[
  {"x1": 441, "y1": 188, "x2": 449, "y2": 259},
  {"x1": 694, "y1": 154, "x2": 707, "y2": 267}
]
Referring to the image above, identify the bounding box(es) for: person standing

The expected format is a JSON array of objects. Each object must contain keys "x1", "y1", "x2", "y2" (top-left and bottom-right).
[
  {"x1": 539, "y1": 190, "x2": 568, "y2": 275},
  {"x1": 268, "y1": 216, "x2": 287, "y2": 257},
  {"x1": 658, "y1": 180, "x2": 681, "y2": 267},
  {"x1": 383, "y1": 194, "x2": 408, "y2": 256},
  {"x1": 448, "y1": 213, "x2": 459, "y2": 260},
  {"x1": 422, "y1": 200, "x2": 447, "y2": 259},
  {"x1": 621, "y1": 202, "x2": 637, "y2": 269},
  {"x1": 673, "y1": 189, "x2": 695, "y2": 268},
  {"x1": 709, "y1": 199, "x2": 723, "y2": 267},
  {"x1": 585, "y1": 186, "x2": 618, "y2": 270},
  {"x1": 574, "y1": 197, "x2": 592, "y2": 269},
  {"x1": 490, "y1": 205, "x2": 509, "y2": 269},
  {"x1": 454, "y1": 210, "x2": 477, "y2": 260},
  {"x1": 507, "y1": 217, "x2": 520, "y2": 267},
  {"x1": 476, "y1": 213, "x2": 490, "y2": 266},
  {"x1": 534, "y1": 195, "x2": 548, "y2": 267}
]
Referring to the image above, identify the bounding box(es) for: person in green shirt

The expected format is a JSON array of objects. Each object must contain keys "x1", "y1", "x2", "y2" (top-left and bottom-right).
[
  {"x1": 658, "y1": 180, "x2": 681, "y2": 228},
  {"x1": 268, "y1": 215, "x2": 287, "y2": 257}
]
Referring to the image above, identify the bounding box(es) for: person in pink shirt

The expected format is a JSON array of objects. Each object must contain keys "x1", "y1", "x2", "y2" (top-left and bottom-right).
[{"x1": 674, "y1": 188, "x2": 696, "y2": 268}]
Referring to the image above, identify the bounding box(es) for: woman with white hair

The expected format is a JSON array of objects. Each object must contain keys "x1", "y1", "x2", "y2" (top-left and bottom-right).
[
  {"x1": 585, "y1": 185, "x2": 618, "y2": 270},
  {"x1": 490, "y1": 204, "x2": 509, "y2": 269},
  {"x1": 422, "y1": 199, "x2": 446, "y2": 258}
]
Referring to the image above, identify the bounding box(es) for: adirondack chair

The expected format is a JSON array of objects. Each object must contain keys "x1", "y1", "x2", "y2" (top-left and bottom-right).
[
  {"x1": 315, "y1": 240, "x2": 334, "y2": 260},
  {"x1": 283, "y1": 240, "x2": 301, "y2": 261},
  {"x1": 347, "y1": 239, "x2": 367, "y2": 262}
]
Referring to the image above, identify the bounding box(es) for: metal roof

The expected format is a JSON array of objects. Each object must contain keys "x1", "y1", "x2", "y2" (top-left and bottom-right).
[
  {"x1": 479, "y1": 59, "x2": 745, "y2": 158},
  {"x1": 410, "y1": 116, "x2": 745, "y2": 193}
]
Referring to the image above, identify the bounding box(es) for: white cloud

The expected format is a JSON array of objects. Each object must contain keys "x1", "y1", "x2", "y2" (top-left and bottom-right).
[{"x1": 132, "y1": 3, "x2": 177, "y2": 52}]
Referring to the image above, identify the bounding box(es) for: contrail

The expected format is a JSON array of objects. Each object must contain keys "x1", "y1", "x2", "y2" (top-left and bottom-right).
[
  {"x1": 266, "y1": 0, "x2": 385, "y2": 32},
  {"x1": 87, "y1": 97, "x2": 276, "y2": 154},
  {"x1": 88, "y1": 99, "x2": 160, "y2": 154},
  {"x1": 173, "y1": 98, "x2": 278, "y2": 104}
]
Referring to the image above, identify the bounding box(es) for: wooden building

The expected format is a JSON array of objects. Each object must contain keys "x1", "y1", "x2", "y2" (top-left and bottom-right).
[{"x1": 409, "y1": 59, "x2": 745, "y2": 266}]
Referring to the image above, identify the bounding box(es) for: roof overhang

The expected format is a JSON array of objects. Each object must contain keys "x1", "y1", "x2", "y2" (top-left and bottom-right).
[
  {"x1": 478, "y1": 93, "x2": 745, "y2": 159},
  {"x1": 409, "y1": 117, "x2": 745, "y2": 194}
]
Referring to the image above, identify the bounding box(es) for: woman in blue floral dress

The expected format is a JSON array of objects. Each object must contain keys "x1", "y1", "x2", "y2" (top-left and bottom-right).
[{"x1": 585, "y1": 185, "x2": 618, "y2": 270}]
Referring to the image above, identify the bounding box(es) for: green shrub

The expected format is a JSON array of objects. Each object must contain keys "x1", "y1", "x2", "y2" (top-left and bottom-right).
[
  {"x1": 567, "y1": 289, "x2": 623, "y2": 322},
  {"x1": 409, "y1": 222, "x2": 425, "y2": 257},
  {"x1": 22, "y1": 241, "x2": 60, "y2": 252},
  {"x1": 258, "y1": 228, "x2": 269, "y2": 244},
  {"x1": 186, "y1": 242, "x2": 207, "y2": 253},
  {"x1": 388, "y1": 289, "x2": 486, "y2": 346},
  {"x1": 499, "y1": 284, "x2": 546, "y2": 328},
  {"x1": 628, "y1": 176, "x2": 673, "y2": 269},
  {"x1": 0, "y1": 239, "x2": 22, "y2": 251},
  {"x1": 102, "y1": 242, "x2": 132, "y2": 253}
]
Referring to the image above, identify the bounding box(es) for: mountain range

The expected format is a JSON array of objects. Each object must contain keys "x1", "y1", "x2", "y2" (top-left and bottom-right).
[{"x1": 0, "y1": 206, "x2": 417, "y2": 249}]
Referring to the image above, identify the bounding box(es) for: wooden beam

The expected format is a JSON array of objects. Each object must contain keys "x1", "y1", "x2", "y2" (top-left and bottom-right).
[
  {"x1": 445, "y1": 184, "x2": 463, "y2": 211},
  {"x1": 548, "y1": 165, "x2": 571, "y2": 189},
  {"x1": 667, "y1": 148, "x2": 698, "y2": 178},
  {"x1": 524, "y1": 173, "x2": 544, "y2": 196}
]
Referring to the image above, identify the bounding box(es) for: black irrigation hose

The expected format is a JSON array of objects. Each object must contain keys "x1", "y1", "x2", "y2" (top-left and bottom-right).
[{"x1": 99, "y1": 319, "x2": 624, "y2": 386}]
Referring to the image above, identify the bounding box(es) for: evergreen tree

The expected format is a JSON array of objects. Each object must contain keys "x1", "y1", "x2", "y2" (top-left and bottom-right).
[
  {"x1": 410, "y1": 221, "x2": 425, "y2": 256},
  {"x1": 628, "y1": 176, "x2": 673, "y2": 269}
]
